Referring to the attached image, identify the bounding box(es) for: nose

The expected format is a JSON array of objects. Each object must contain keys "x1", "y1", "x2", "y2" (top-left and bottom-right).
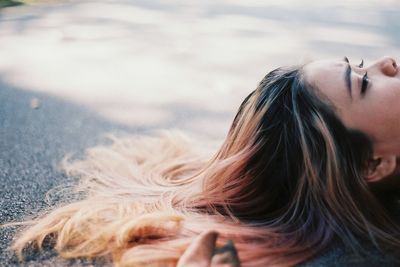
[{"x1": 368, "y1": 56, "x2": 398, "y2": 76}]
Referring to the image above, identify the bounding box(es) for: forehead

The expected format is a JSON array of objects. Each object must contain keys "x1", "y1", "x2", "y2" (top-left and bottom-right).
[{"x1": 303, "y1": 59, "x2": 350, "y2": 111}]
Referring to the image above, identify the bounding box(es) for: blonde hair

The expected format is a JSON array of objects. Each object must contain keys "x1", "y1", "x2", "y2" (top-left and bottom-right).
[{"x1": 9, "y1": 67, "x2": 400, "y2": 266}]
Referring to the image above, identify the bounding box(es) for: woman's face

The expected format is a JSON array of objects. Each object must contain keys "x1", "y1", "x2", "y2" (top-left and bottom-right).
[{"x1": 303, "y1": 56, "x2": 400, "y2": 157}]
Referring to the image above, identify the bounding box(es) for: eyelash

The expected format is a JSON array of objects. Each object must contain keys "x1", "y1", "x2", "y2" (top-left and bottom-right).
[
  {"x1": 344, "y1": 56, "x2": 369, "y2": 95},
  {"x1": 361, "y1": 72, "x2": 369, "y2": 94},
  {"x1": 358, "y1": 59, "x2": 369, "y2": 94}
]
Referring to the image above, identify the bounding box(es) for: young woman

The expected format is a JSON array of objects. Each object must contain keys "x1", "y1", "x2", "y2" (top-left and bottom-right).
[{"x1": 10, "y1": 56, "x2": 400, "y2": 266}]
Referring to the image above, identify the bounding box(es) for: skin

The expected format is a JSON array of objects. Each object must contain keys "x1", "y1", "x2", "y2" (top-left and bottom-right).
[
  {"x1": 177, "y1": 230, "x2": 239, "y2": 267},
  {"x1": 303, "y1": 56, "x2": 400, "y2": 182},
  {"x1": 179, "y1": 58, "x2": 400, "y2": 266}
]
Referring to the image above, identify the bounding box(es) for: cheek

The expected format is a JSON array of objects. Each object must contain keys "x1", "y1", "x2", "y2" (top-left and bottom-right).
[
  {"x1": 372, "y1": 83, "x2": 400, "y2": 130},
  {"x1": 374, "y1": 79, "x2": 400, "y2": 106},
  {"x1": 343, "y1": 103, "x2": 388, "y2": 143},
  {"x1": 336, "y1": 79, "x2": 400, "y2": 142},
  {"x1": 353, "y1": 103, "x2": 399, "y2": 142}
]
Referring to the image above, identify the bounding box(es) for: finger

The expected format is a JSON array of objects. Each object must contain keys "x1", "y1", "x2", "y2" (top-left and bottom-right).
[
  {"x1": 211, "y1": 252, "x2": 235, "y2": 266},
  {"x1": 177, "y1": 230, "x2": 219, "y2": 267},
  {"x1": 211, "y1": 240, "x2": 241, "y2": 267}
]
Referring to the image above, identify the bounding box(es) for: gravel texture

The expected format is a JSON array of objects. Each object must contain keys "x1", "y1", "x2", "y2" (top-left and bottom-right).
[
  {"x1": 0, "y1": 82, "x2": 134, "y2": 266},
  {"x1": 1, "y1": 83, "x2": 400, "y2": 266}
]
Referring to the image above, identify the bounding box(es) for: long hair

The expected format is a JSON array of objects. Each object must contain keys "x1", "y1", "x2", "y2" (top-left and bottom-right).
[{"x1": 9, "y1": 66, "x2": 400, "y2": 266}]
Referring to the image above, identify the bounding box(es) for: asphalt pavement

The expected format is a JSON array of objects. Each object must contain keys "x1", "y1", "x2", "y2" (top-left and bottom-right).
[
  {"x1": 1, "y1": 1, "x2": 400, "y2": 265},
  {"x1": 1, "y1": 81, "x2": 400, "y2": 266},
  {"x1": 0, "y1": 81, "x2": 135, "y2": 266}
]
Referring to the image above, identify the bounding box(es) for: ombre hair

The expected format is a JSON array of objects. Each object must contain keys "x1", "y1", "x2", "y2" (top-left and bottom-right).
[{"x1": 9, "y1": 66, "x2": 400, "y2": 266}]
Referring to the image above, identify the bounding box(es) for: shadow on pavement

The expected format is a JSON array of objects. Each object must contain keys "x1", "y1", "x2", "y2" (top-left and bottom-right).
[
  {"x1": 0, "y1": 81, "x2": 137, "y2": 266},
  {"x1": 0, "y1": 80, "x2": 399, "y2": 266}
]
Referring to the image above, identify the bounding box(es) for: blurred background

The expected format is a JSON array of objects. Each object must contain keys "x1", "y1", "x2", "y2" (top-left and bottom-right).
[{"x1": 1, "y1": 0, "x2": 400, "y2": 140}]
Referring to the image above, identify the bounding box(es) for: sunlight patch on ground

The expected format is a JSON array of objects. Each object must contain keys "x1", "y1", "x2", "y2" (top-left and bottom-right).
[{"x1": 0, "y1": 0, "x2": 399, "y2": 135}]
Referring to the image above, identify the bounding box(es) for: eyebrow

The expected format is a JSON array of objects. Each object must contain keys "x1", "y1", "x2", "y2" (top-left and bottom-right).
[{"x1": 344, "y1": 58, "x2": 352, "y2": 98}]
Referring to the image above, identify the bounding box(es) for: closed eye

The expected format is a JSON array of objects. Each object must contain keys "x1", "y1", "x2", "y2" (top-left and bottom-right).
[{"x1": 361, "y1": 72, "x2": 369, "y2": 96}]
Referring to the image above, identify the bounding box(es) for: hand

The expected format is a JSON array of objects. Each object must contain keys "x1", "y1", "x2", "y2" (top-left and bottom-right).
[{"x1": 177, "y1": 230, "x2": 241, "y2": 267}]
